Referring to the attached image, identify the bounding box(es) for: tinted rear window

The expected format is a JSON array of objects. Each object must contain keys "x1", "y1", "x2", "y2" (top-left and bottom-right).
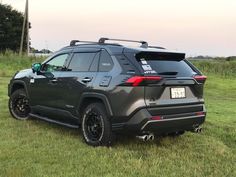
[{"x1": 135, "y1": 52, "x2": 197, "y2": 77}]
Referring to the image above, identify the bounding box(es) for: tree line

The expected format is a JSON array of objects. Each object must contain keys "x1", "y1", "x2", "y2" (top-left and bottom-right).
[{"x1": 0, "y1": 3, "x2": 29, "y2": 52}]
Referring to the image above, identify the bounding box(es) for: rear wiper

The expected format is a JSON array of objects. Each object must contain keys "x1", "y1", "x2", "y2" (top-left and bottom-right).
[{"x1": 158, "y1": 72, "x2": 178, "y2": 75}]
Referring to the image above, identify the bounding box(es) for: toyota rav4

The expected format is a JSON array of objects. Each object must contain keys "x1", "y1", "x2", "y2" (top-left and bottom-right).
[{"x1": 8, "y1": 38, "x2": 207, "y2": 146}]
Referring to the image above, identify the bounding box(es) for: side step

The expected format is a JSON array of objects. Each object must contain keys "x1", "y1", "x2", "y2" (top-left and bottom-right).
[{"x1": 29, "y1": 113, "x2": 79, "y2": 129}]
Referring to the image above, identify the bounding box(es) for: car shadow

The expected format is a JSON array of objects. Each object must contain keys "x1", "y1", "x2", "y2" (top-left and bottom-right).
[{"x1": 27, "y1": 117, "x2": 181, "y2": 148}]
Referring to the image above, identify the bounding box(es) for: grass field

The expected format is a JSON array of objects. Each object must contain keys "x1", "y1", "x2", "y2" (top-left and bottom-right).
[{"x1": 0, "y1": 55, "x2": 236, "y2": 177}]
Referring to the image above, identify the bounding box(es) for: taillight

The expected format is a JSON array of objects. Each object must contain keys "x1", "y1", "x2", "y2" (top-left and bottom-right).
[
  {"x1": 150, "y1": 116, "x2": 162, "y2": 120},
  {"x1": 125, "y1": 76, "x2": 162, "y2": 86},
  {"x1": 193, "y1": 75, "x2": 207, "y2": 83}
]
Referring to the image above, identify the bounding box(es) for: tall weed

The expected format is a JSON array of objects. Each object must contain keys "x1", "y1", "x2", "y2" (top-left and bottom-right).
[
  {"x1": 0, "y1": 51, "x2": 45, "y2": 77},
  {"x1": 191, "y1": 60, "x2": 236, "y2": 77}
]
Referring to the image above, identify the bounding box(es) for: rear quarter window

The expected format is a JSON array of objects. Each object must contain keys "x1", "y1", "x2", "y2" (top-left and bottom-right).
[
  {"x1": 99, "y1": 50, "x2": 114, "y2": 72},
  {"x1": 115, "y1": 54, "x2": 139, "y2": 74}
]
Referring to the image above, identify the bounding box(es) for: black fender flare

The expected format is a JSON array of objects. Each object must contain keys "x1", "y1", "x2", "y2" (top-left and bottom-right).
[
  {"x1": 77, "y1": 92, "x2": 113, "y2": 117},
  {"x1": 9, "y1": 80, "x2": 29, "y2": 97}
]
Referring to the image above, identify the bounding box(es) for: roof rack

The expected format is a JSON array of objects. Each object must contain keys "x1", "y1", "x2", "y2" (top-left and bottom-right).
[
  {"x1": 70, "y1": 40, "x2": 98, "y2": 46},
  {"x1": 148, "y1": 46, "x2": 166, "y2": 50},
  {"x1": 98, "y1": 37, "x2": 148, "y2": 48},
  {"x1": 69, "y1": 38, "x2": 151, "y2": 48}
]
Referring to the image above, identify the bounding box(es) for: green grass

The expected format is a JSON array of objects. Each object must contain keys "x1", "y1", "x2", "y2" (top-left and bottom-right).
[
  {"x1": 0, "y1": 52, "x2": 45, "y2": 77},
  {"x1": 0, "y1": 55, "x2": 236, "y2": 177}
]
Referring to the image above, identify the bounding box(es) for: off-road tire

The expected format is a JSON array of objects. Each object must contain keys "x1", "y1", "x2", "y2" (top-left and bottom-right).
[{"x1": 81, "y1": 103, "x2": 113, "y2": 146}]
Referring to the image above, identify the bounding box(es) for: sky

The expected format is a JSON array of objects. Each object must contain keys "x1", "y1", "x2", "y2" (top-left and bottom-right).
[{"x1": 2, "y1": 0, "x2": 236, "y2": 56}]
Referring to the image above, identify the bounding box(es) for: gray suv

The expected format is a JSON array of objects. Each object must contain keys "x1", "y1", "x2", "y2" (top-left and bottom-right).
[{"x1": 8, "y1": 38, "x2": 207, "y2": 146}]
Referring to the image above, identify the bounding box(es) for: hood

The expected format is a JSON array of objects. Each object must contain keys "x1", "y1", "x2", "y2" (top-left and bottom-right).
[{"x1": 14, "y1": 68, "x2": 32, "y2": 79}]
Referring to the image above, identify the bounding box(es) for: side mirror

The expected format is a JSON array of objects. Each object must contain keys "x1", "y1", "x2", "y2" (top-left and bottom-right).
[
  {"x1": 32, "y1": 63, "x2": 54, "y2": 79},
  {"x1": 32, "y1": 63, "x2": 42, "y2": 73}
]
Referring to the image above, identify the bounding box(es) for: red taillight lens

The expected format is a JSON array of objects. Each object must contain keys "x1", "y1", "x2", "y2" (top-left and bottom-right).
[
  {"x1": 126, "y1": 76, "x2": 162, "y2": 86},
  {"x1": 151, "y1": 116, "x2": 162, "y2": 120},
  {"x1": 193, "y1": 75, "x2": 207, "y2": 82}
]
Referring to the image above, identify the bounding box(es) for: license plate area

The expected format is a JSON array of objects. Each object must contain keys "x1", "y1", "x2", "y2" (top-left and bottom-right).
[{"x1": 170, "y1": 87, "x2": 186, "y2": 99}]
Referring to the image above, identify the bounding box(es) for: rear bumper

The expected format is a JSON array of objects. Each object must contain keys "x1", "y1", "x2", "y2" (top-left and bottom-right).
[{"x1": 112, "y1": 104, "x2": 206, "y2": 135}]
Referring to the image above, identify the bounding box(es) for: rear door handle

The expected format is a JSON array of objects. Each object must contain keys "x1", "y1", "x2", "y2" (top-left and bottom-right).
[{"x1": 82, "y1": 77, "x2": 92, "y2": 83}]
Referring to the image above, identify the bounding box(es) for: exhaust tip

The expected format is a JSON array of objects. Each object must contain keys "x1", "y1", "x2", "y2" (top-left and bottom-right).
[
  {"x1": 192, "y1": 127, "x2": 203, "y2": 133},
  {"x1": 149, "y1": 135, "x2": 154, "y2": 141},
  {"x1": 198, "y1": 127, "x2": 202, "y2": 133},
  {"x1": 136, "y1": 133, "x2": 155, "y2": 141}
]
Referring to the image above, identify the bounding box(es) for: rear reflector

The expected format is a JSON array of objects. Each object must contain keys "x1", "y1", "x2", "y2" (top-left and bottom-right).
[
  {"x1": 126, "y1": 76, "x2": 162, "y2": 86},
  {"x1": 193, "y1": 75, "x2": 207, "y2": 81},
  {"x1": 196, "y1": 112, "x2": 205, "y2": 116},
  {"x1": 151, "y1": 116, "x2": 162, "y2": 120}
]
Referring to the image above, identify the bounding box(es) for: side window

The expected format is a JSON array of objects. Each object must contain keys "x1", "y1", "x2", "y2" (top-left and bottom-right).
[
  {"x1": 89, "y1": 52, "x2": 100, "y2": 72},
  {"x1": 42, "y1": 54, "x2": 69, "y2": 72},
  {"x1": 99, "y1": 50, "x2": 113, "y2": 72},
  {"x1": 68, "y1": 53, "x2": 96, "y2": 72}
]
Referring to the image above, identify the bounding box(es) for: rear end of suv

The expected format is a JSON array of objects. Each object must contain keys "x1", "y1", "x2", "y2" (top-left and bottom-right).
[{"x1": 112, "y1": 48, "x2": 206, "y2": 137}]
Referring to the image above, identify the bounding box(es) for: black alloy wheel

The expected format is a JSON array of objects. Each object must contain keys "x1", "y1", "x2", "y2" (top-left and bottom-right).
[
  {"x1": 84, "y1": 111, "x2": 104, "y2": 142},
  {"x1": 9, "y1": 89, "x2": 30, "y2": 120}
]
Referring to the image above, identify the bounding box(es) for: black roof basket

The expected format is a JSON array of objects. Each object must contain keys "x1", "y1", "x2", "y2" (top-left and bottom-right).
[
  {"x1": 70, "y1": 40, "x2": 98, "y2": 46},
  {"x1": 98, "y1": 37, "x2": 148, "y2": 48}
]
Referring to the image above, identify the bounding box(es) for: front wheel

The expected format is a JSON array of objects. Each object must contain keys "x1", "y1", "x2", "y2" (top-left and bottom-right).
[
  {"x1": 81, "y1": 103, "x2": 113, "y2": 146},
  {"x1": 9, "y1": 89, "x2": 30, "y2": 120}
]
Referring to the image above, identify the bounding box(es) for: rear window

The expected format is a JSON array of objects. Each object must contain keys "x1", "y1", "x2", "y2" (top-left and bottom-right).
[{"x1": 135, "y1": 52, "x2": 197, "y2": 77}]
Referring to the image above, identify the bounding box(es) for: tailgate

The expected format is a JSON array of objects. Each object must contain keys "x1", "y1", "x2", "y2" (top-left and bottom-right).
[
  {"x1": 129, "y1": 51, "x2": 205, "y2": 108},
  {"x1": 144, "y1": 78, "x2": 204, "y2": 107}
]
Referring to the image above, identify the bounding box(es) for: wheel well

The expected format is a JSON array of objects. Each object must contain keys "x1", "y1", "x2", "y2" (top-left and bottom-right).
[
  {"x1": 79, "y1": 97, "x2": 104, "y2": 116},
  {"x1": 11, "y1": 83, "x2": 25, "y2": 94}
]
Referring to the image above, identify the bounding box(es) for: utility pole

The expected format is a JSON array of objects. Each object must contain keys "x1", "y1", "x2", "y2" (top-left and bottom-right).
[
  {"x1": 26, "y1": 0, "x2": 29, "y2": 55},
  {"x1": 19, "y1": 0, "x2": 29, "y2": 55}
]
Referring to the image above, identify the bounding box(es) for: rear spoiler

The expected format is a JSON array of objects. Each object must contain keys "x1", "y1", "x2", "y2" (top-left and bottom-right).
[{"x1": 136, "y1": 51, "x2": 186, "y2": 61}]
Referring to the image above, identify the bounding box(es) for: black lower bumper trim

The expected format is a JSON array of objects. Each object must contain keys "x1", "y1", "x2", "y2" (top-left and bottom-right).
[{"x1": 141, "y1": 115, "x2": 205, "y2": 134}]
